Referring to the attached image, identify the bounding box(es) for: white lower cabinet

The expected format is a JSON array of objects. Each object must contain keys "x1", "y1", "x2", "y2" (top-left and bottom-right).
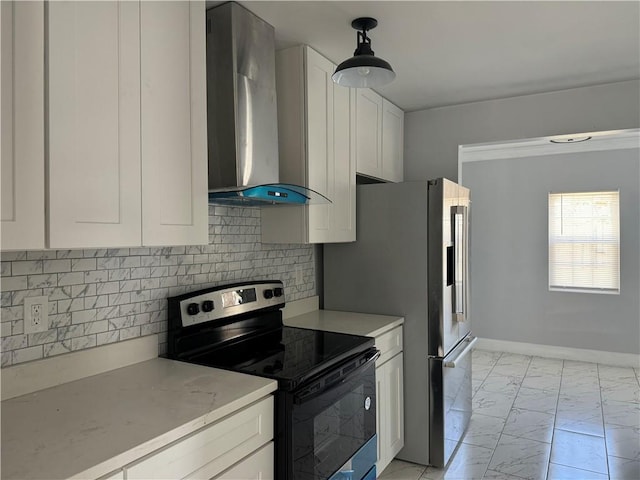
[
  {"x1": 123, "y1": 396, "x2": 273, "y2": 480},
  {"x1": 376, "y1": 352, "x2": 404, "y2": 473},
  {"x1": 99, "y1": 442, "x2": 275, "y2": 480},
  {"x1": 214, "y1": 442, "x2": 274, "y2": 480},
  {"x1": 374, "y1": 326, "x2": 405, "y2": 474}
]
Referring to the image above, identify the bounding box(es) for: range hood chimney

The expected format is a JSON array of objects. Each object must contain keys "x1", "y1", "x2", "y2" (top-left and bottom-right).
[{"x1": 206, "y1": 2, "x2": 329, "y2": 206}]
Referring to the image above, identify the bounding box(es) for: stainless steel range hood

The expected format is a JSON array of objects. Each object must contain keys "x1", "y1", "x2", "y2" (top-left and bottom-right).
[{"x1": 206, "y1": 2, "x2": 329, "y2": 206}]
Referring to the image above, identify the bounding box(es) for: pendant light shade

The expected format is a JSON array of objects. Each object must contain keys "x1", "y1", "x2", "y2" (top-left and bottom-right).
[{"x1": 332, "y1": 17, "x2": 395, "y2": 88}]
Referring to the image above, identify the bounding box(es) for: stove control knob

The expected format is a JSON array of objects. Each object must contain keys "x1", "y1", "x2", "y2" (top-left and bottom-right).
[
  {"x1": 186, "y1": 302, "x2": 200, "y2": 315},
  {"x1": 201, "y1": 300, "x2": 214, "y2": 312},
  {"x1": 263, "y1": 289, "x2": 274, "y2": 299},
  {"x1": 273, "y1": 287, "x2": 283, "y2": 297}
]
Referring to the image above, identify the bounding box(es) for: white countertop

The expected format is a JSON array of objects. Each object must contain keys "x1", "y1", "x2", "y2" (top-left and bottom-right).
[
  {"x1": 1, "y1": 358, "x2": 277, "y2": 480},
  {"x1": 284, "y1": 309, "x2": 404, "y2": 338}
]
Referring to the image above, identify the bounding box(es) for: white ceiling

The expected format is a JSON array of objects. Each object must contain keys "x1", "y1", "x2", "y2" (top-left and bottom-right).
[{"x1": 228, "y1": 1, "x2": 640, "y2": 112}]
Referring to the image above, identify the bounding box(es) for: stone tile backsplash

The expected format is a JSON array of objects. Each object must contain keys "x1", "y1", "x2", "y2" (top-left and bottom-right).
[{"x1": 0, "y1": 206, "x2": 316, "y2": 367}]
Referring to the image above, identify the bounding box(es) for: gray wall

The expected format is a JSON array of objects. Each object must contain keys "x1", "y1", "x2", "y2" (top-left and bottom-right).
[
  {"x1": 405, "y1": 80, "x2": 640, "y2": 182},
  {"x1": 403, "y1": 80, "x2": 640, "y2": 354},
  {"x1": 461, "y1": 150, "x2": 639, "y2": 354},
  {"x1": 0, "y1": 205, "x2": 316, "y2": 367}
]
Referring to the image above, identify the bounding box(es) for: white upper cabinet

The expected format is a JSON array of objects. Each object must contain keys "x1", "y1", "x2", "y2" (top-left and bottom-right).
[
  {"x1": 12, "y1": 1, "x2": 207, "y2": 250},
  {"x1": 261, "y1": 45, "x2": 356, "y2": 244},
  {"x1": 1, "y1": 1, "x2": 45, "y2": 250},
  {"x1": 140, "y1": 1, "x2": 208, "y2": 246},
  {"x1": 355, "y1": 89, "x2": 404, "y2": 183},
  {"x1": 48, "y1": 1, "x2": 142, "y2": 248},
  {"x1": 382, "y1": 98, "x2": 404, "y2": 183},
  {"x1": 306, "y1": 46, "x2": 355, "y2": 243},
  {"x1": 354, "y1": 89, "x2": 383, "y2": 179}
]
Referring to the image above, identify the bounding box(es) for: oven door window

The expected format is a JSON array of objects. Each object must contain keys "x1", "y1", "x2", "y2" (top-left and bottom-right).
[{"x1": 292, "y1": 359, "x2": 376, "y2": 480}]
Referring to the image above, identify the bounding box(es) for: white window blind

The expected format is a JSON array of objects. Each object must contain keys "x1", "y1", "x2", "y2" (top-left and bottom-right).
[{"x1": 548, "y1": 191, "x2": 620, "y2": 294}]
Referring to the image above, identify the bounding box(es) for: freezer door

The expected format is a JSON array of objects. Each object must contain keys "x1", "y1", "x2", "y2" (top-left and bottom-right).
[{"x1": 428, "y1": 335, "x2": 476, "y2": 467}]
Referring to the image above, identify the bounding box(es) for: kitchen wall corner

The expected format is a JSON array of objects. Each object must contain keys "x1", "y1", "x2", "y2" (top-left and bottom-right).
[{"x1": 0, "y1": 205, "x2": 316, "y2": 368}]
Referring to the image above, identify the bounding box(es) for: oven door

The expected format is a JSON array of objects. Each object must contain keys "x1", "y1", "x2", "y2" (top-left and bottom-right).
[{"x1": 289, "y1": 348, "x2": 379, "y2": 480}]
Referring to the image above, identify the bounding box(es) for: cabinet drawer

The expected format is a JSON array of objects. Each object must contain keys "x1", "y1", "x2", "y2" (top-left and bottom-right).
[
  {"x1": 375, "y1": 326, "x2": 403, "y2": 365},
  {"x1": 126, "y1": 396, "x2": 273, "y2": 480},
  {"x1": 214, "y1": 441, "x2": 274, "y2": 480}
]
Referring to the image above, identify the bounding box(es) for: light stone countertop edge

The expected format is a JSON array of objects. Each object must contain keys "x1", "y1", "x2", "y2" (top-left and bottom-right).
[
  {"x1": 284, "y1": 309, "x2": 404, "y2": 338},
  {"x1": 72, "y1": 377, "x2": 277, "y2": 480},
  {"x1": 1, "y1": 358, "x2": 278, "y2": 480}
]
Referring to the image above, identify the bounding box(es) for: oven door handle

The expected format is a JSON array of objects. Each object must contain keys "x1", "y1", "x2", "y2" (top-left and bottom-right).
[{"x1": 293, "y1": 349, "x2": 380, "y2": 405}]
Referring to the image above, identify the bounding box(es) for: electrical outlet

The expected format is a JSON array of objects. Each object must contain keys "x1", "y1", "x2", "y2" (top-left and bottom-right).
[
  {"x1": 24, "y1": 296, "x2": 48, "y2": 334},
  {"x1": 31, "y1": 304, "x2": 42, "y2": 325}
]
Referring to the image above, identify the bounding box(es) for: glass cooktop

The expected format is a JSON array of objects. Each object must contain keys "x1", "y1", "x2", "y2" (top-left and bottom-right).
[{"x1": 188, "y1": 326, "x2": 373, "y2": 390}]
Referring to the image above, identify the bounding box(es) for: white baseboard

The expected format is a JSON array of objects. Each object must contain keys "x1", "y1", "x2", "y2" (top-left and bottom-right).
[
  {"x1": 476, "y1": 338, "x2": 640, "y2": 368},
  {"x1": 1, "y1": 335, "x2": 159, "y2": 400}
]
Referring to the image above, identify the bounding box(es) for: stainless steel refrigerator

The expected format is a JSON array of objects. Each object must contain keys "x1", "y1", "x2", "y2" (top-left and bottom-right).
[{"x1": 323, "y1": 178, "x2": 476, "y2": 467}]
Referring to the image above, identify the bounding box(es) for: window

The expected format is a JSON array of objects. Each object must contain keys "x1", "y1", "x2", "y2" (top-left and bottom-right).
[{"x1": 548, "y1": 191, "x2": 620, "y2": 294}]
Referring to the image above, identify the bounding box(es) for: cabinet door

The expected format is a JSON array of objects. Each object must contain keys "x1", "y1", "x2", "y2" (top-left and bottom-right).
[
  {"x1": 382, "y1": 99, "x2": 404, "y2": 183},
  {"x1": 355, "y1": 88, "x2": 383, "y2": 180},
  {"x1": 375, "y1": 362, "x2": 387, "y2": 471},
  {"x1": 48, "y1": 1, "x2": 142, "y2": 248},
  {"x1": 305, "y1": 47, "x2": 333, "y2": 243},
  {"x1": 1, "y1": 1, "x2": 45, "y2": 250},
  {"x1": 140, "y1": 1, "x2": 208, "y2": 246},
  {"x1": 386, "y1": 352, "x2": 405, "y2": 462},
  {"x1": 306, "y1": 47, "x2": 355, "y2": 244},
  {"x1": 376, "y1": 352, "x2": 405, "y2": 474},
  {"x1": 326, "y1": 78, "x2": 356, "y2": 242}
]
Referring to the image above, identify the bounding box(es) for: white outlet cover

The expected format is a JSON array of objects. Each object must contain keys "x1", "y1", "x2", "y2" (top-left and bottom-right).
[{"x1": 24, "y1": 295, "x2": 48, "y2": 334}]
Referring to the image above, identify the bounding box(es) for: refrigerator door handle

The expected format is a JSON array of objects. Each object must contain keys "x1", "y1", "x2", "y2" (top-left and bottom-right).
[
  {"x1": 444, "y1": 336, "x2": 477, "y2": 368},
  {"x1": 451, "y1": 205, "x2": 467, "y2": 322}
]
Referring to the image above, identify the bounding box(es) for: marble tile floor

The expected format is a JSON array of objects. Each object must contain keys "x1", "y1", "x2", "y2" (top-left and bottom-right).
[{"x1": 378, "y1": 349, "x2": 640, "y2": 480}]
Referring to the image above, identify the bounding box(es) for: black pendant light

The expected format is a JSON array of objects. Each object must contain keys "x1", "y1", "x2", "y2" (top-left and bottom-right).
[{"x1": 332, "y1": 17, "x2": 395, "y2": 88}]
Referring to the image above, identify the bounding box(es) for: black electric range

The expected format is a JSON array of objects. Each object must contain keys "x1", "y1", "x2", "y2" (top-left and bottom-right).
[
  {"x1": 166, "y1": 280, "x2": 379, "y2": 480},
  {"x1": 187, "y1": 324, "x2": 375, "y2": 390}
]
